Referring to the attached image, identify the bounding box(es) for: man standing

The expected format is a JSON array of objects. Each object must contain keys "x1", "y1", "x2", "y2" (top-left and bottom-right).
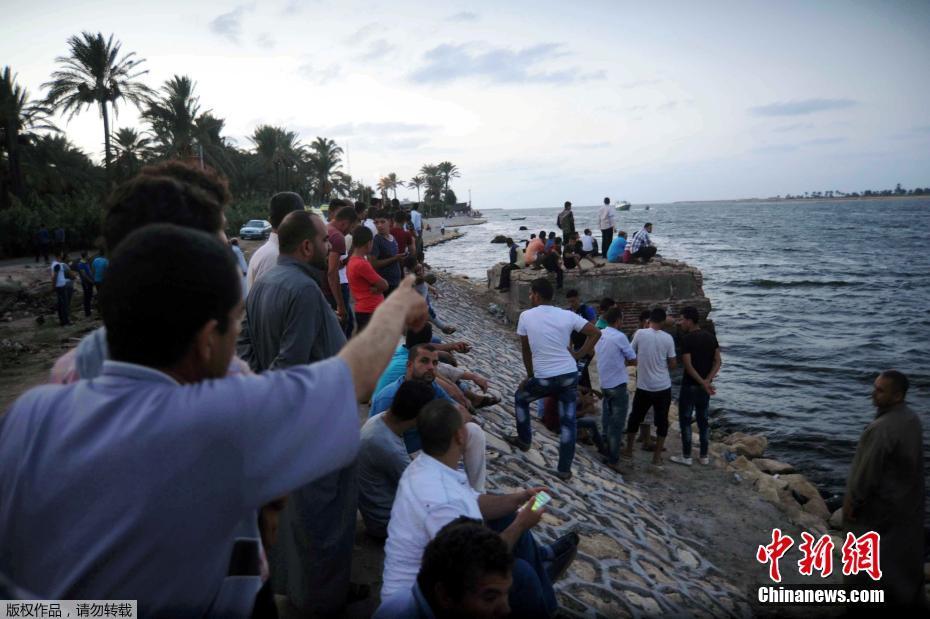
[
  {"x1": 347, "y1": 226, "x2": 388, "y2": 333},
  {"x1": 629, "y1": 223, "x2": 658, "y2": 263},
  {"x1": 594, "y1": 307, "x2": 637, "y2": 471},
  {"x1": 246, "y1": 192, "x2": 305, "y2": 288},
  {"x1": 557, "y1": 201, "x2": 575, "y2": 240},
  {"x1": 326, "y1": 205, "x2": 358, "y2": 334},
  {"x1": 410, "y1": 203, "x2": 424, "y2": 259},
  {"x1": 843, "y1": 370, "x2": 926, "y2": 610},
  {"x1": 50, "y1": 252, "x2": 72, "y2": 326},
  {"x1": 76, "y1": 251, "x2": 95, "y2": 318},
  {"x1": 91, "y1": 248, "x2": 108, "y2": 293},
  {"x1": 598, "y1": 197, "x2": 616, "y2": 252},
  {"x1": 670, "y1": 307, "x2": 721, "y2": 467},
  {"x1": 371, "y1": 210, "x2": 404, "y2": 296},
  {"x1": 236, "y1": 210, "x2": 359, "y2": 617},
  {"x1": 391, "y1": 211, "x2": 416, "y2": 257},
  {"x1": 622, "y1": 308, "x2": 677, "y2": 467},
  {"x1": 36, "y1": 224, "x2": 50, "y2": 264},
  {"x1": 507, "y1": 278, "x2": 600, "y2": 480}
]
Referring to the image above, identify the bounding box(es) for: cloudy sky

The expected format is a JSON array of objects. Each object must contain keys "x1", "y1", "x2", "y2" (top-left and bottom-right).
[{"x1": 5, "y1": 0, "x2": 930, "y2": 207}]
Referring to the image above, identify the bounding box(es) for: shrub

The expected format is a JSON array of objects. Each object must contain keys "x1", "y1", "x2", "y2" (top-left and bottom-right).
[{"x1": 0, "y1": 194, "x2": 104, "y2": 258}]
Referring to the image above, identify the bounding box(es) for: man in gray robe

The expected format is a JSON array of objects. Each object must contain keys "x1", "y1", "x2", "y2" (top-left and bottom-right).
[
  {"x1": 843, "y1": 369, "x2": 926, "y2": 610},
  {"x1": 238, "y1": 210, "x2": 360, "y2": 616}
]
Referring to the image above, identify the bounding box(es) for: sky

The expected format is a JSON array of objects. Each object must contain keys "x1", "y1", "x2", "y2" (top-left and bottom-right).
[{"x1": 4, "y1": 0, "x2": 930, "y2": 207}]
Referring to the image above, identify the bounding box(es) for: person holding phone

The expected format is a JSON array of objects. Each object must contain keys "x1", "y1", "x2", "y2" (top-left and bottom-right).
[{"x1": 380, "y1": 400, "x2": 579, "y2": 617}]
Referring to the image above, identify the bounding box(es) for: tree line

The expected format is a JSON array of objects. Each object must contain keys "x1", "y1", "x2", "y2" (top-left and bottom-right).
[{"x1": 0, "y1": 32, "x2": 463, "y2": 255}]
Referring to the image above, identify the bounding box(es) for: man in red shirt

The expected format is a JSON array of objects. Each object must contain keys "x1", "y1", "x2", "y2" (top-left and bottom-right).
[
  {"x1": 391, "y1": 211, "x2": 416, "y2": 258},
  {"x1": 326, "y1": 203, "x2": 358, "y2": 329},
  {"x1": 347, "y1": 226, "x2": 388, "y2": 333}
]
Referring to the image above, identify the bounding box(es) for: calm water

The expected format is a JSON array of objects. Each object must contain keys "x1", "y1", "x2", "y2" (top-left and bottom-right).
[{"x1": 430, "y1": 198, "x2": 930, "y2": 523}]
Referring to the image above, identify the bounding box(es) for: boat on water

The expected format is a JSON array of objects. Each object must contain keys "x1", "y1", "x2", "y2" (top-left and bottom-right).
[
  {"x1": 511, "y1": 216, "x2": 527, "y2": 220},
  {"x1": 615, "y1": 200, "x2": 631, "y2": 211}
]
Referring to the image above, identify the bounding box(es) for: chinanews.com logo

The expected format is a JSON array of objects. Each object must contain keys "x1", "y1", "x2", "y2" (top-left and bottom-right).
[{"x1": 755, "y1": 528, "x2": 885, "y2": 605}]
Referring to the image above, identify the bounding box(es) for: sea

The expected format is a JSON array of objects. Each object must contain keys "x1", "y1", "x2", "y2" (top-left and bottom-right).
[{"x1": 428, "y1": 197, "x2": 930, "y2": 538}]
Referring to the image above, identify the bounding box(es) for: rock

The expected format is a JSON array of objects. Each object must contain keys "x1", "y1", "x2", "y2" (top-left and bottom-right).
[
  {"x1": 781, "y1": 474, "x2": 831, "y2": 521},
  {"x1": 754, "y1": 458, "x2": 795, "y2": 475},
  {"x1": 722, "y1": 433, "x2": 768, "y2": 459},
  {"x1": 485, "y1": 434, "x2": 512, "y2": 454},
  {"x1": 755, "y1": 474, "x2": 788, "y2": 505},
  {"x1": 490, "y1": 235, "x2": 508, "y2": 244},
  {"x1": 792, "y1": 511, "x2": 828, "y2": 536},
  {"x1": 727, "y1": 456, "x2": 763, "y2": 484},
  {"x1": 518, "y1": 226, "x2": 528, "y2": 231},
  {"x1": 829, "y1": 507, "x2": 844, "y2": 530}
]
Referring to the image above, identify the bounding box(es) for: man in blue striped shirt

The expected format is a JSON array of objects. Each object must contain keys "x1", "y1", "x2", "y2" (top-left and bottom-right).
[{"x1": 629, "y1": 223, "x2": 658, "y2": 263}]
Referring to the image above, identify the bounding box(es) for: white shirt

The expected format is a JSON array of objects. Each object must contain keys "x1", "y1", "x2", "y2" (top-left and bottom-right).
[
  {"x1": 594, "y1": 327, "x2": 637, "y2": 389},
  {"x1": 581, "y1": 234, "x2": 595, "y2": 252},
  {"x1": 246, "y1": 232, "x2": 279, "y2": 288},
  {"x1": 409, "y1": 209, "x2": 423, "y2": 233},
  {"x1": 631, "y1": 327, "x2": 676, "y2": 391},
  {"x1": 381, "y1": 454, "x2": 482, "y2": 599},
  {"x1": 50, "y1": 260, "x2": 68, "y2": 288},
  {"x1": 598, "y1": 205, "x2": 616, "y2": 230},
  {"x1": 340, "y1": 233, "x2": 351, "y2": 284},
  {"x1": 363, "y1": 219, "x2": 377, "y2": 235},
  {"x1": 517, "y1": 305, "x2": 589, "y2": 379}
]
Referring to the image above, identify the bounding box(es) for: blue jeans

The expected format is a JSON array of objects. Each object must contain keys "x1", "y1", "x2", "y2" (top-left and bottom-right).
[
  {"x1": 487, "y1": 514, "x2": 557, "y2": 616},
  {"x1": 601, "y1": 385, "x2": 629, "y2": 464},
  {"x1": 678, "y1": 382, "x2": 710, "y2": 457},
  {"x1": 515, "y1": 372, "x2": 578, "y2": 473}
]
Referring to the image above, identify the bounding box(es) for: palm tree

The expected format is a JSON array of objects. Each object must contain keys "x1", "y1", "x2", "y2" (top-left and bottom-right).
[
  {"x1": 408, "y1": 175, "x2": 424, "y2": 203},
  {"x1": 249, "y1": 125, "x2": 303, "y2": 192},
  {"x1": 112, "y1": 127, "x2": 151, "y2": 179},
  {"x1": 43, "y1": 32, "x2": 152, "y2": 179},
  {"x1": 144, "y1": 75, "x2": 200, "y2": 160},
  {"x1": 378, "y1": 172, "x2": 404, "y2": 200},
  {"x1": 331, "y1": 171, "x2": 353, "y2": 198},
  {"x1": 420, "y1": 163, "x2": 443, "y2": 213},
  {"x1": 307, "y1": 137, "x2": 343, "y2": 204},
  {"x1": 1, "y1": 67, "x2": 56, "y2": 203},
  {"x1": 436, "y1": 161, "x2": 460, "y2": 192}
]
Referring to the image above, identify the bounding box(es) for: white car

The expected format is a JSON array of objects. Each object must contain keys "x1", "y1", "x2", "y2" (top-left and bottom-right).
[{"x1": 239, "y1": 219, "x2": 272, "y2": 240}]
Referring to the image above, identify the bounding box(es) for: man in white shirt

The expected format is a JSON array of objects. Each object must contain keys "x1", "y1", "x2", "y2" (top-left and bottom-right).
[
  {"x1": 409, "y1": 203, "x2": 424, "y2": 259},
  {"x1": 50, "y1": 253, "x2": 73, "y2": 326},
  {"x1": 593, "y1": 307, "x2": 637, "y2": 471},
  {"x1": 381, "y1": 400, "x2": 576, "y2": 616},
  {"x1": 246, "y1": 192, "x2": 304, "y2": 288},
  {"x1": 506, "y1": 278, "x2": 601, "y2": 481},
  {"x1": 598, "y1": 197, "x2": 616, "y2": 254},
  {"x1": 623, "y1": 307, "x2": 678, "y2": 467}
]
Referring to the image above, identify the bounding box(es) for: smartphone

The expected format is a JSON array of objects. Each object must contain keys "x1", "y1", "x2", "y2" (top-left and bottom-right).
[{"x1": 531, "y1": 491, "x2": 552, "y2": 512}]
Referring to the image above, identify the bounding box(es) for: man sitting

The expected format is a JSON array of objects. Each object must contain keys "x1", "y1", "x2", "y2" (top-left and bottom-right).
[
  {"x1": 629, "y1": 223, "x2": 658, "y2": 263},
  {"x1": 358, "y1": 380, "x2": 436, "y2": 539},
  {"x1": 370, "y1": 343, "x2": 488, "y2": 491},
  {"x1": 374, "y1": 518, "x2": 515, "y2": 618},
  {"x1": 380, "y1": 401, "x2": 579, "y2": 617},
  {"x1": 606, "y1": 230, "x2": 628, "y2": 263}
]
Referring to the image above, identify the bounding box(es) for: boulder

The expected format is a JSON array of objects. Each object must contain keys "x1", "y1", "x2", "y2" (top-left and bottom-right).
[
  {"x1": 490, "y1": 235, "x2": 508, "y2": 244},
  {"x1": 722, "y1": 432, "x2": 768, "y2": 459},
  {"x1": 791, "y1": 511, "x2": 828, "y2": 537},
  {"x1": 776, "y1": 487, "x2": 803, "y2": 519},
  {"x1": 781, "y1": 474, "x2": 831, "y2": 521},
  {"x1": 727, "y1": 456, "x2": 763, "y2": 484},
  {"x1": 755, "y1": 474, "x2": 789, "y2": 505},
  {"x1": 829, "y1": 507, "x2": 844, "y2": 530},
  {"x1": 753, "y1": 458, "x2": 795, "y2": 475},
  {"x1": 518, "y1": 226, "x2": 528, "y2": 231}
]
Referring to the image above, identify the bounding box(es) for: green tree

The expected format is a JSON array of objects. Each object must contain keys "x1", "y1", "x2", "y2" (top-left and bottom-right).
[
  {"x1": 249, "y1": 125, "x2": 304, "y2": 193},
  {"x1": 43, "y1": 32, "x2": 152, "y2": 180},
  {"x1": 436, "y1": 160, "x2": 460, "y2": 192},
  {"x1": 144, "y1": 75, "x2": 200, "y2": 159},
  {"x1": 1, "y1": 67, "x2": 56, "y2": 204},
  {"x1": 112, "y1": 127, "x2": 152, "y2": 180},
  {"x1": 408, "y1": 175, "x2": 424, "y2": 203},
  {"x1": 307, "y1": 137, "x2": 343, "y2": 204},
  {"x1": 378, "y1": 172, "x2": 404, "y2": 200}
]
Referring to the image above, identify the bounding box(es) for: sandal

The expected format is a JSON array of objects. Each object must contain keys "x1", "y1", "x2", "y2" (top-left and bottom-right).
[{"x1": 475, "y1": 394, "x2": 501, "y2": 409}]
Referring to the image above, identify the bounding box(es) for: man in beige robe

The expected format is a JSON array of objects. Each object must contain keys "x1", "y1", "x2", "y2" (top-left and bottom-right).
[{"x1": 844, "y1": 369, "x2": 926, "y2": 610}]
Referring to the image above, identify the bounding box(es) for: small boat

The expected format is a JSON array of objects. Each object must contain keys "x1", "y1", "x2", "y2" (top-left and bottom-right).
[
  {"x1": 615, "y1": 200, "x2": 631, "y2": 211},
  {"x1": 644, "y1": 205, "x2": 651, "y2": 211},
  {"x1": 511, "y1": 216, "x2": 527, "y2": 220}
]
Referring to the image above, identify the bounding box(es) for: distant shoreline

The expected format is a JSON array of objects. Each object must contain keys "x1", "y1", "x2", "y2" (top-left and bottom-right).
[{"x1": 670, "y1": 194, "x2": 930, "y2": 205}]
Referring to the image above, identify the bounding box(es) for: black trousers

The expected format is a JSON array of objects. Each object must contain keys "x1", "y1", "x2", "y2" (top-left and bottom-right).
[
  {"x1": 601, "y1": 229, "x2": 613, "y2": 255},
  {"x1": 497, "y1": 264, "x2": 518, "y2": 289},
  {"x1": 81, "y1": 282, "x2": 94, "y2": 316},
  {"x1": 541, "y1": 254, "x2": 563, "y2": 288},
  {"x1": 626, "y1": 388, "x2": 672, "y2": 437},
  {"x1": 632, "y1": 246, "x2": 657, "y2": 262},
  {"x1": 55, "y1": 286, "x2": 70, "y2": 326}
]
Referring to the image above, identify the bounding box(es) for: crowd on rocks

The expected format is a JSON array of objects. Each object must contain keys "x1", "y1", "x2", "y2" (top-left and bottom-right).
[{"x1": 0, "y1": 162, "x2": 925, "y2": 617}]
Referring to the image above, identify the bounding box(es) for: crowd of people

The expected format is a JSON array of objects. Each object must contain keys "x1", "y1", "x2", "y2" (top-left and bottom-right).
[{"x1": 1, "y1": 165, "x2": 925, "y2": 615}]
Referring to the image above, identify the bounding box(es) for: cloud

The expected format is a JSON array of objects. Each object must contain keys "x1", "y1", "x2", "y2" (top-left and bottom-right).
[
  {"x1": 749, "y1": 98, "x2": 857, "y2": 117},
  {"x1": 619, "y1": 79, "x2": 662, "y2": 88},
  {"x1": 804, "y1": 137, "x2": 846, "y2": 146},
  {"x1": 570, "y1": 141, "x2": 612, "y2": 149},
  {"x1": 256, "y1": 33, "x2": 275, "y2": 49},
  {"x1": 297, "y1": 63, "x2": 342, "y2": 84},
  {"x1": 298, "y1": 121, "x2": 436, "y2": 138},
  {"x1": 409, "y1": 42, "x2": 606, "y2": 85},
  {"x1": 345, "y1": 22, "x2": 379, "y2": 44},
  {"x1": 356, "y1": 39, "x2": 395, "y2": 62},
  {"x1": 753, "y1": 144, "x2": 799, "y2": 154},
  {"x1": 656, "y1": 99, "x2": 694, "y2": 112},
  {"x1": 209, "y1": 5, "x2": 250, "y2": 44},
  {"x1": 448, "y1": 11, "x2": 479, "y2": 21},
  {"x1": 773, "y1": 122, "x2": 814, "y2": 132},
  {"x1": 281, "y1": 0, "x2": 311, "y2": 15}
]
